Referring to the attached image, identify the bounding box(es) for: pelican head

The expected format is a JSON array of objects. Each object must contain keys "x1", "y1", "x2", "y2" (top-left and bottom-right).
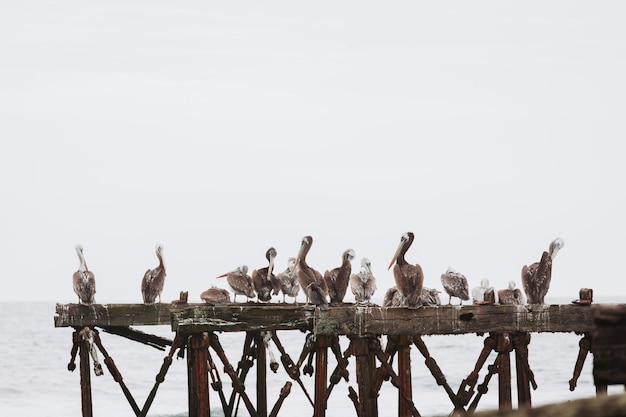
[
  {"x1": 155, "y1": 243, "x2": 165, "y2": 266},
  {"x1": 446, "y1": 267, "x2": 456, "y2": 274},
  {"x1": 266, "y1": 247, "x2": 277, "y2": 276},
  {"x1": 216, "y1": 265, "x2": 248, "y2": 278},
  {"x1": 480, "y1": 278, "x2": 490, "y2": 288},
  {"x1": 388, "y1": 232, "x2": 412, "y2": 270},
  {"x1": 344, "y1": 249, "x2": 356, "y2": 262},
  {"x1": 549, "y1": 237, "x2": 565, "y2": 260},
  {"x1": 75, "y1": 244, "x2": 87, "y2": 271},
  {"x1": 293, "y1": 235, "x2": 312, "y2": 269},
  {"x1": 287, "y1": 257, "x2": 296, "y2": 272},
  {"x1": 360, "y1": 258, "x2": 372, "y2": 272},
  {"x1": 508, "y1": 280, "x2": 517, "y2": 290}
]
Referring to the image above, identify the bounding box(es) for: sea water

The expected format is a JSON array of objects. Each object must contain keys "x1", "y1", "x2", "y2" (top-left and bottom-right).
[{"x1": 0, "y1": 299, "x2": 620, "y2": 417}]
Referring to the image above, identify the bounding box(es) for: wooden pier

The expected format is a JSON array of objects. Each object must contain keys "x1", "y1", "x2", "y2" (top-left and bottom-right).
[{"x1": 54, "y1": 302, "x2": 625, "y2": 417}]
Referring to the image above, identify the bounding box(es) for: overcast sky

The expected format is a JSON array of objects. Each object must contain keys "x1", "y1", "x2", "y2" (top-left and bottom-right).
[{"x1": 1, "y1": 1, "x2": 625, "y2": 303}]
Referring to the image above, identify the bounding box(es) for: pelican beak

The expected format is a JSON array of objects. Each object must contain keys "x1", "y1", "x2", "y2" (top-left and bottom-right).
[
  {"x1": 268, "y1": 256, "x2": 275, "y2": 277},
  {"x1": 216, "y1": 272, "x2": 228, "y2": 278},
  {"x1": 293, "y1": 240, "x2": 306, "y2": 270},
  {"x1": 216, "y1": 267, "x2": 237, "y2": 278},
  {"x1": 388, "y1": 239, "x2": 404, "y2": 270}
]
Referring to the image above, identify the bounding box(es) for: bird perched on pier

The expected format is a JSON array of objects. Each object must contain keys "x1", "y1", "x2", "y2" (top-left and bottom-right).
[
  {"x1": 293, "y1": 236, "x2": 328, "y2": 306},
  {"x1": 252, "y1": 247, "x2": 280, "y2": 302},
  {"x1": 324, "y1": 249, "x2": 355, "y2": 305},
  {"x1": 382, "y1": 286, "x2": 406, "y2": 307},
  {"x1": 277, "y1": 257, "x2": 300, "y2": 303},
  {"x1": 440, "y1": 267, "x2": 470, "y2": 305},
  {"x1": 141, "y1": 243, "x2": 166, "y2": 304},
  {"x1": 73, "y1": 244, "x2": 96, "y2": 304},
  {"x1": 522, "y1": 238, "x2": 565, "y2": 304},
  {"x1": 388, "y1": 232, "x2": 423, "y2": 307},
  {"x1": 350, "y1": 258, "x2": 377, "y2": 305},
  {"x1": 420, "y1": 287, "x2": 442, "y2": 306},
  {"x1": 216, "y1": 265, "x2": 256, "y2": 302},
  {"x1": 471, "y1": 278, "x2": 497, "y2": 305},
  {"x1": 200, "y1": 287, "x2": 231, "y2": 304},
  {"x1": 498, "y1": 281, "x2": 526, "y2": 305},
  {"x1": 307, "y1": 282, "x2": 329, "y2": 310}
]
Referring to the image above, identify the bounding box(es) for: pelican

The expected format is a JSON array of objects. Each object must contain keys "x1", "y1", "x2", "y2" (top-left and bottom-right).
[
  {"x1": 350, "y1": 258, "x2": 377, "y2": 305},
  {"x1": 324, "y1": 249, "x2": 355, "y2": 305},
  {"x1": 200, "y1": 287, "x2": 231, "y2": 304},
  {"x1": 307, "y1": 282, "x2": 329, "y2": 311},
  {"x1": 388, "y1": 232, "x2": 423, "y2": 307},
  {"x1": 419, "y1": 287, "x2": 442, "y2": 306},
  {"x1": 471, "y1": 278, "x2": 498, "y2": 305},
  {"x1": 440, "y1": 267, "x2": 470, "y2": 305},
  {"x1": 498, "y1": 281, "x2": 526, "y2": 305},
  {"x1": 73, "y1": 245, "x2": 96, "y2": 304},
  {"x1": 382, "y1": 286, "x2": 407, "y2": 307},
  {"x1": 522, "y1": 238, "x2": 565, "y2": 304},
  {"x1": 293, "y1": 236, "x2": 328, "y2": 306},
  {"x1": 252, "y1": 247, "x2": 280, "y2": 302},
  {"x1": 277, "y1": 257, "x2": 300, "y2": 303},
  {"x1": 141, "y1": 243, "x2": 166, "y2": 304},
  {"x1": 216, "y1": 265, "x2": 256, "y2": 302}
]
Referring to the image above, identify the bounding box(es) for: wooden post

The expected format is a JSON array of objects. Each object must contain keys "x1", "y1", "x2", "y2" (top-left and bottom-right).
[
  {"x1": 78, "y1": 331, "x2": 93, "y2": 417},
  {"x1": 496, "y1": 333, "x2": 512, "y2": 411},
  {"x1": 187, "y1": 333, "x2": 210, "y2": 417},
  {"x1": 314, "y1": 335, "x2": 331, "y2": 417},
  {"x1": 513, "y1": 333, "x2": 532, "y2": 408},
  {"x1": 396, "y1": 335, "x2": 413, "y2": 417},
  {"x1": 254, "y1": 332, "x2": 268, "y2": 417},
  {"x1": 350, "y1": 335, "x2": 378, "y2": 417}
]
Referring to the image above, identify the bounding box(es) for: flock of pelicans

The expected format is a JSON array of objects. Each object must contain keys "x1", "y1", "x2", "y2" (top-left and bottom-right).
[{"x1": 72, "y1": 232, "x2": 565, "y2": 309}]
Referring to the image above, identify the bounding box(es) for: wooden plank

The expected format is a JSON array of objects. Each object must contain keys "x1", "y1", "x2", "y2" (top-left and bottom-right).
[
  {"x1": 592, "y1": 305, "x2": 626, "y2": 386},
  {"x1": 56, "y1": 303, "x2": 595, "y2": 336}
]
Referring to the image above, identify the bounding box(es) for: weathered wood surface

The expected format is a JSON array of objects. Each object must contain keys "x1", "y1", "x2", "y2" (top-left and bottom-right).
[
  {"x1": 473, "y1": 392, "x2": 626, "y2": 417},
  {"x1": 55, "y1": 303, "x2": 596, "y2": 335},
  {"x1": 593, "y1": 305, "x2": 626, "y2": 386}
]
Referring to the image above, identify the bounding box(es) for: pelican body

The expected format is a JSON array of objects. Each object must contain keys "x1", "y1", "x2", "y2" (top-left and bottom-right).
[
  {"x1": 73, "y1": 245, "x2": 96, "y2": 304},
  {"x1": 440, "y1": 267, "x2": 470, "y2": 305},
  {"x1": 200, "y1": 287, "x2": 231, "y2": 304},
  {"x1": 350, "y1": 258, "x2": 377, "y2": 305},
  {"x1": 498, "y1": 281, "x2": 526, "y2": 305},
  {"x1": 141, "y1": 244, "x2": 166, "y2": 304},
  {"x1": 521, "y1": 238, "x2": 564, "y2": 304},
  {"x1": 388, "y1": 232, "x2": 423, "y2": 307},
  {"x1": 307, "y1": 282, "x2": 329, "y2": 311},
  {"x1": 293, "y1": 236, "x2": 328, "y2": 306},
  {"x1": 471, "y1": 278, "x2": 497, "y2": 305},
  {"x1": 419, "y1": 287, "x2": 442, "y2": 306},
  {"x1": 252, "y1": 247, "x2": 280, "y2": 302},
  {"x1": 278, "y1": 257, "x2": 300, "y2": 303},
  {"x1": 217, "y1": 265, "x2": 256, "y2": 302},
  {"x1": 324, "y1": 249, "x2": 355, "y2": 305},
  {"x1": 383, "y1": 286, "x2": 406, "y2": 307}
]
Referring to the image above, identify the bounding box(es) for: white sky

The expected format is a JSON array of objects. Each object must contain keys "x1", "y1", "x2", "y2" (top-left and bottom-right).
[{"x1": 1, "y1": 1, "x2": 625, "y2": 303}]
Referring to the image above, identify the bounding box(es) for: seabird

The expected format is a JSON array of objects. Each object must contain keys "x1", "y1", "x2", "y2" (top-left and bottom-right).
[
  {"x1": 382, "y1": 286, "x2": 407, "y2": 307},
  {"x1": 141, "y1": 243, "x2": 166, "y2": 304},
  {"x1": 498, "y1": 281, "x2": 526, "y2": 305},
  {"x1": 521, "y1": 238, "x2": 565, "y2": 304},
  {"x1": 252, "y1": 247, "x2": 280, "y2": 302},
  {"x1": 216, "y1": 265, "x2": 256, "y2": 302},
  {"x1": 471, "y1": 278, "x2": 498, "y2": 305},
  {"x1": 388, "y1": 232, "x2": 423, "y2": 307},
  {"x1": 324, "y1": 249, "x2": 355, "y2": 305},
  {"x1": 440, "y1": 267, "x2": 470, "y2": 305},
  {"x1": 200, "y1": 287, "x2": 231, "y2": 304},
  {"x1": 73, "y1": 245, "x2": 96, "y2": 304},
  {"x1": 307, "y1": 282, "x2": 329, "y2": 311},
  {"x1": 420, "y1": 287, "x2": 442, "y2": 306},
  {"x1": 350, "y1": 258, "x2": 377, "y2": 305},
  {"x1": 293, "y1": 236, "x2": 328, "y2": 306},
  {"x1": 277, "y1": 257, "x2": 300, "y2": 303}
]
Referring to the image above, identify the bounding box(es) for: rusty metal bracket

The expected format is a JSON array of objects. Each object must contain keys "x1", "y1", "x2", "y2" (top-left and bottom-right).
[
  {"x1": 569, "y1": 333, "x2": 592, "y2": 391},
  {"x1": 271, "y1": 331, "x2": 315, "y2": 407}
]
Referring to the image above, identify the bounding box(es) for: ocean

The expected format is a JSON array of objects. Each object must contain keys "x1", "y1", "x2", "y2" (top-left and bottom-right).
[{"x1": 0, "y1": 299, "x2": 619, "y2": 417}]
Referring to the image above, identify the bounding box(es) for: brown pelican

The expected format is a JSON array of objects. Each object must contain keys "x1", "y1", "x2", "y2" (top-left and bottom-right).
[
  {"x1": 498, "y1": 281, "x2": 526, "y2": 305},
  {"x1": 440, "y1": 267, "x2": 470, "y2": 305},
  {"x1": 141, "y1": 243, "x2": 166, "y2": 304},
  {"x1": 382, "y1": 286, "x2": 407, "y2": 307},
  {"x1": 324, "y1": 249, "x2": 355, "y2": 305},
  {"x1": 350, "y1": 258, "x2": 377, "y2": 305},
  {"x1": 73, "y1": 245, "x2": 96, "y2": 304},
  {"x1": 200, "y1": 287, "x2": 231, "y2": 304},
  {"x1": 307, "y1": 282, "x2": 329, "y2": 311},
  {"x1": 216, "y1": 265, "x2": 256, "y2": 302},
  {"x1": 388, "y1": 232, "x2": 423, "y2": 307},
  {"x1": 419, "y1": 287, "x2": 442, "y2": 306},
  {"x1": 277, "y1": 257, "x2": 300, "y2": 303},
  {"x1": 471, "y1": 278, "x2": 497, "y2": 305},
  {"x1": 521, "y1": 237, "x2": 565, "y2": 304},
  {"x1": 293, "y1": 236, "x2": 328, "y2": 306},
  {"x1": 252, "y1": 247, "x2": 280, "y2": 302}
]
